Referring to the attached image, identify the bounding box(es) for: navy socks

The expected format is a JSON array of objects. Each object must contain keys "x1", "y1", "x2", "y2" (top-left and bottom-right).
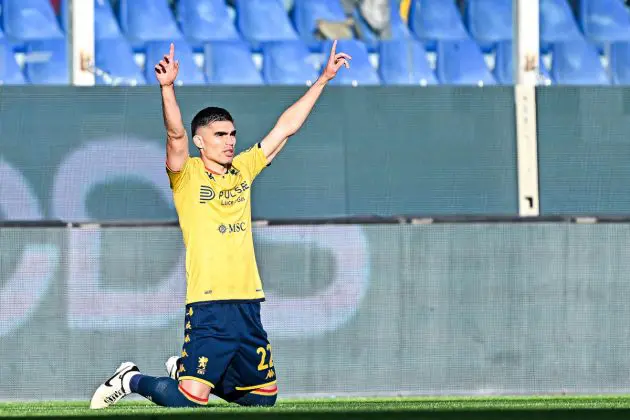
[{"x1": 130, "y1": 375, "x2": 204, "y2": 407}]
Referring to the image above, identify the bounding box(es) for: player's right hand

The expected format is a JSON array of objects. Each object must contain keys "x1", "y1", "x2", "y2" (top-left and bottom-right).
[{"x1": 155, "y1": 43, "x2": 179, "y2": 87}]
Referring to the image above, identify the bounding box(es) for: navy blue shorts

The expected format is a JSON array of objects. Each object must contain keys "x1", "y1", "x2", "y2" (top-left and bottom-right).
[{"x1": 178, "y1": 301, "x2": 277, "y2": 394}]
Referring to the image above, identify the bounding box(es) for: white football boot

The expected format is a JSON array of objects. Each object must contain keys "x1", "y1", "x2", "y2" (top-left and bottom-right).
[
  {"x1": 89, "y1": 362, "x2": 139, "y2": 409},
  {"x1": 165, "y1": 356, "x2": 180, "y2": 380}
]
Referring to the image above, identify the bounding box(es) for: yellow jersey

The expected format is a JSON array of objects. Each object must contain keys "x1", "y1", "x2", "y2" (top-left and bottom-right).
[{"x1": 166, "y1": 143, "x2": 268, "y2": 304}]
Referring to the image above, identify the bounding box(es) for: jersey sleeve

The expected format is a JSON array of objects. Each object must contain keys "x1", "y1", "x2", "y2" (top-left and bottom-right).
[
  {"x1": 233, "y1": 143, "x2": 269, "y2": 182},
  {"x1": 166, "y1": 156, "x2": 193, "y2": 192}
]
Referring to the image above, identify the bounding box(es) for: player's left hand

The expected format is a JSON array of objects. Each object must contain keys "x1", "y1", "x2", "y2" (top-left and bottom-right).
[{"x1": 321, "y1": 40, "x2": 352, "y2": 82}]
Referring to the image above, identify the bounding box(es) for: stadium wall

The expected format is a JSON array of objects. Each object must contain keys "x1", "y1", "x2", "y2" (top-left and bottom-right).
[
  {"x1": 538, "y1": 87, "x2": 630, "y2": 215},
  {"x1": 2, "y1": 223, "x2": 630, "y2": 400},
  {"x1": 4, "y1": 86, "x2": 630, "y2": 400},
  {"x1": 5, "y1": 86, "x2": 630, "y2": 221},
  {"x1": 0, "y1": 86, "x2": 517, "y2": 221}
]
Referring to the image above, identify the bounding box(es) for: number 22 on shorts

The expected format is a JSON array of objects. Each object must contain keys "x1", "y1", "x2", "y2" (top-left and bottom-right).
[{"x1": 256, "y1": 344, "x2": 274, "y2": 371}]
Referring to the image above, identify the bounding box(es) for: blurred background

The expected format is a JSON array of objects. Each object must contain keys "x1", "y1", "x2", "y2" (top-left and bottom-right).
[{"x1": 3, "y1": 0, "x2": 630, "y2": 403}]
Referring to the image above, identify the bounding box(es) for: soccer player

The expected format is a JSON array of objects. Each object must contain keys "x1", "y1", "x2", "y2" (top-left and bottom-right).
[{"x1": 89, "y1": 41, "x2": 351, "y2": 409}]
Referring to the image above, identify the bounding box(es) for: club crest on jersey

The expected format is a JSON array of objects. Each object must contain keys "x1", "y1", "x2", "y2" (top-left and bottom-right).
[{"x1": 199, "y1": 185, "x2": 215, "y2": 203}]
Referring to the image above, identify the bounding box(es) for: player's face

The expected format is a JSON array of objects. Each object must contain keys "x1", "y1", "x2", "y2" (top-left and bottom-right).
[{"x1": 197, "y1": 121, "x2": 236, "y2": 165}]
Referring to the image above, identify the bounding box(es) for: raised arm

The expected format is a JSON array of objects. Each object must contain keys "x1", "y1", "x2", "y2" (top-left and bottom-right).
[
  {"x1": 155, "y1": 43, "x2": 189, "y2": 172},
  {"x1": 260, "y1": 40, "x2": 351, "y2": 163}
]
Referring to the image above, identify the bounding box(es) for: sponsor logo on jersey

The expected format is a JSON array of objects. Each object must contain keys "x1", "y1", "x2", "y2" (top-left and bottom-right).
[
  {"x1": 199, "y1": 185, "x2": 215, "y2": 203},
  {"x1": 218, "y1": 222, "x2": 247, "y2": 235},
  {"x1": 219, "y1": 182, "x2": 250, "y2": 206}
]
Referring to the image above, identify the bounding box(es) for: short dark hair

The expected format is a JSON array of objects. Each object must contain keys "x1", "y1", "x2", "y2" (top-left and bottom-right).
[{"x1": 191, "y1": 107, "x2": 234, "y2": 136}]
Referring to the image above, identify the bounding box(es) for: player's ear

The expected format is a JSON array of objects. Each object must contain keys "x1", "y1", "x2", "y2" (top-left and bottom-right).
[{"x1": 193, "y1": 135, "x2": 203, "y2": 149}]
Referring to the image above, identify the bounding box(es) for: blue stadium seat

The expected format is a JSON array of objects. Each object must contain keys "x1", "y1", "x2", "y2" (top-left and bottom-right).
[
  {"x1": 436, "y1": 38, "x2": 496, "y2": 85},
  {"x1": 323, "y1": 39, "x2": 380, "y2": 85},
  {"x1": 579, "y1": 0, "x2": 630, "y2": 43},
  {"x1": 2, "y1": 0, "x2": 64, "y2": 43},
  {"x1": 95, "y1": 37, "x2": 146, "y2": 85},
  {"x1": 94, "y1": 0, "x2": 123, "y2": 40},
  {"x1": 379, "y1": 39, "x2": 437, "y2": 85},
  {"x1": 236, "y1": 0, "x2": 298, "y2": 51},
  {"x1": 409, "y1": 0, "x2": 469, "y2": 51},
  {"x1": 0, "y1": 40, "x2": 26, "y2": 84},
  {"x1": 465, "y1": 0, "x2": 512, "y2": 52},
  {"x1": 262, "y1": 40, "x2": 319, "y2": 85},
  {"x1": 61, "y1": 0, "x2": 122, "y2": 39},
  {"x1": 607, "y1": 41, "x2": 630, "y2": 84},
  {"x1": 355, "y1": 0, "x2": 411, "y2": 52},
  {"x1": 118, "y1": 0, "x2": 183, "y2": 48},
  {"x1": 389, "y1": 0, "x2": 413, "y2": 39},
  {"x1": 145, "y1": 40, "x2": 206, "y2": 85},
  {"x1": 540, "y1": 0, "x2": 582, "y2": 52},
  {"x1": 204, "y1": 41, "x2": 263, "y2": 85},
  {"x1": 551, "y1": 38, "x2": 610, "y2": 85},
  {"x1": 292, "y1": 0, "x2": 348, "y2": 51},
  {"x1": 176, "y1": 0, "x2": 240, "y2": 51},
  {"x1": 493, "y1": 41, "x2": 552, "y2": 84},
  {"x1": 25, "y1": 39, "x2": 69, "y2": 85}
]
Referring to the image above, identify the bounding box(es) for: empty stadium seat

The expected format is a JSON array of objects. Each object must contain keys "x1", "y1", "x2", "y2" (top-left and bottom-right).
[
  {"x1": 323, "y1": 39, "x2": 380, "y2": 85},
  {"x1": 379, "y1": 39, "x2": 437, "y2": 85},
  {"x1": 95, "y1": 37, "x2": 146, "y2": 85},
  {"x1": 176, "y1": 0, "x2": 240, "y2": 50},
  {"x1": 436, "y1": 38, "x2": 496, "y2": 85},
  {"x1": 262, "y1": 40, "x2": 319, "y2": 85},
  {"x1": 540, "y1": 0, "x2": 582, "y2": 51},
  {"x1": 2, "y1": 0, "x2": 64, "y2": 43},
  {"x1": 292, "y1": 0, "x2": 348, "y2": 51},
  {"x1": 94, "y1": 0, "x2": 123, "y2": 40},
  {"x1": 0, "y1": 40, "x2": 26, "y2": 85},
  {"x1": 465, "y1": 0, "x2": 512, "y2": 51},
  {"x1": 551, "y1": 38, "x2": 610, "y2": 85},
  {"x1": 118, "y1": 0, "x2": 183, "y2": 48},
  {"x1": 236, "y1": 0, "x2": 298, "y2": 51},
  {"x1": 355, "y1": 0, "x2": 411, "y2": 52},
  {"x1": 493, "y1": 41, "x2": 552, "y2": 85},
  {"x1": 25, "y1": 39, "x2": 69, "y2": 84},
  {"x1": 145, "y1": 40, "x2": 206, "y2": 85},
  {"x1": 607, "y1": 41, "x2": 630, "y2": 84},
  {"x1": 409, "y1": 0, "x2": 469, "y2": 51},
  {"x1": 204, "y1": 41, "x2": 263, "y2": 85},
  {"x1": 579, "y1": 0, "x2": 630, "y2": 43},
  {"x1": 60, "y1": 0, "x2": 122, "y2": 39}
]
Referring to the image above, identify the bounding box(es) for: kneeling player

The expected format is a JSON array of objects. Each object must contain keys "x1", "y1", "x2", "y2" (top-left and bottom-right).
[{"x1": 89, "y1": 41, "x2": 349, "y2": 409}]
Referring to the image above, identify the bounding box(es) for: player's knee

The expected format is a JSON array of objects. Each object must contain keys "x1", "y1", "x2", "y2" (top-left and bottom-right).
[
  {"x1": 178, "y1": 379, "x2": 212, "y2": 405},
  {"x1": 236, "y1": 385, "x2": 278, "y2": 407},
  {"x1": 252, "y1": 385, "x2": 278, "y2": 406}
]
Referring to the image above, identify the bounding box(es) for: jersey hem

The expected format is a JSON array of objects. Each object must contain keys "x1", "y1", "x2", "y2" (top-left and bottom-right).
[{"x1": 186, "y1": 297, "x2": 265, "y2": 305}]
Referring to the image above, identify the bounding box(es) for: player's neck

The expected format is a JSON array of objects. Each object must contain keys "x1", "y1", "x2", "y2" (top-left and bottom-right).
[{"x1": 202, "y1": 156, "x2": 229, "y2": 175}]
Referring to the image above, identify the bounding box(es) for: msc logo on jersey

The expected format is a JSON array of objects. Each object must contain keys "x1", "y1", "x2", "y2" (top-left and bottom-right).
[
  {"x1": 218, "y1": 222, "x2": 247, "y2": 234},
  {"x1": 199, "y1": 185, "x2": 215, "y2": 203}
]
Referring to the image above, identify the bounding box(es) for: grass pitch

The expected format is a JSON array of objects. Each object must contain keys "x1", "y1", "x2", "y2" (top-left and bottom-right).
[{"x1": 3, "y1": 396, "x2": 630, "y2": 419}]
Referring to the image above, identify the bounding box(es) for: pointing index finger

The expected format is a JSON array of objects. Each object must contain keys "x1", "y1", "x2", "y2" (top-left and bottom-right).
[
  {"x1": 169, "y1": 43, "x2": 175, "y2": 60},
  {"x1": 329, "y1": 40, "x2": 337, "y2": 60}
]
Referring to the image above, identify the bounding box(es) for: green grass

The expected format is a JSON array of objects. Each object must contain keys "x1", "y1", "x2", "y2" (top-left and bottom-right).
[{"x1": 3, "y1": 396, "x2": 630, "y2": 420}]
